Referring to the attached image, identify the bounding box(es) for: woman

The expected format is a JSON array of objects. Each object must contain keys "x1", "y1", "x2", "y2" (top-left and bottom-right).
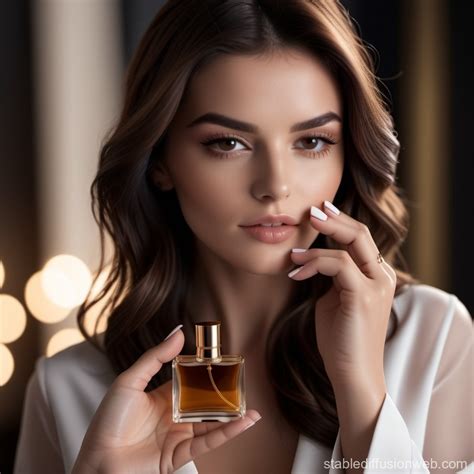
[{"x1": 14, "y1": 1, "x2": 473, "y2": 473}]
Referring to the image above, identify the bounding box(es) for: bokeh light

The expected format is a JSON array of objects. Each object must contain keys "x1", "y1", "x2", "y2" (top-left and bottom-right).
[
  {"x1": 41, "y1": 255, "x2": 92, "y2": 309},
  {"x1": 24, "y1": 271, "x2": 71, "y2": 323},
  {"x1": 0, "y1": 294, "x2": 27, "y2": 343},
  {"x1": 46, "y1": 328, "x2": 85, "y2": 357},
  {"x1": 0, "y1": 261, "x2": 5, "y2": 289},
  {"x1": 0, "y1": 344, "x2": 15, "y2": 386}
]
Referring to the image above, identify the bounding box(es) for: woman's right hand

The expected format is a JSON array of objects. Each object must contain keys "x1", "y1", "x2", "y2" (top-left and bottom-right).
[{"x1": 71, "y1": 325, "x2": 262, "y2": 474}]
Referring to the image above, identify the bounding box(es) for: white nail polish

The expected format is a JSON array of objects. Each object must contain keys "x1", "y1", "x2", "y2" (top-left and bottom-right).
[
  {"x1": 291, "y1": 248, "x2": 307, "y2": 253},
  {"x1": 164, "y1": 324, "x2": 183, "y2": 341},
  {"x1": 310, "y1": 206, "x2": 328, "y2": 221},
  {"x1": 323, "y1": 200, "x2": 340, "y2": 215},
  {"x1": 288, "y1": 267, "x2": 303, "y2": 278}
]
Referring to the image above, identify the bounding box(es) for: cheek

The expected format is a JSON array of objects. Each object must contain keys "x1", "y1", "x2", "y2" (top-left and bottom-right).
[
  {"x1": 299, "y1": 155, "x2": 344, "y2": 200},
  {"x1": 170, "y1": 160, "x2": 236, "y2": 229}
]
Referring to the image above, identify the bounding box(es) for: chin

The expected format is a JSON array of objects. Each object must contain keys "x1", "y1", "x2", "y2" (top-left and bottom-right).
[{"x1": 227, "y1": 250, "x2": 295, "y2": 276}]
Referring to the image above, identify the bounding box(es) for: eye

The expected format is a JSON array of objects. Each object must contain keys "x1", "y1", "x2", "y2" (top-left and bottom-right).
[
  {"x1": 200, "y1": 133, "x2": 247, "y2": 158},
  {"x1": 200, "y1": 132, "x2": 338, "y2": 159},
  {"x1": 294, "y1": 134, "x2": 337, "y2": 158},
  {"x1": 296, "y1": 136, "x2": 326, "y2": 152}
]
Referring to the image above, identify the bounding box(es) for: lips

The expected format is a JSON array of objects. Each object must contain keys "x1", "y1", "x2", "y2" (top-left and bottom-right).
[
  {"x1": 241, "y1": 223, "x2": 297, "y2": 244},
  {"x1": 241, "y1": 214, "x2": 298, "y2": 226}
]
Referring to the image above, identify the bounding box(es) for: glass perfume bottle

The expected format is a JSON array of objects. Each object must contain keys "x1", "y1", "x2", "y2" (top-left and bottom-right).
[{"x1": 172, "y1": 321, "x2": 246, "y2": 423}]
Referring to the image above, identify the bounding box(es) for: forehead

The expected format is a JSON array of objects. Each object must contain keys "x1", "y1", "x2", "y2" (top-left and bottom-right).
[{"x1": 177, "y1": 47, "x2": 342, "y2": 127}]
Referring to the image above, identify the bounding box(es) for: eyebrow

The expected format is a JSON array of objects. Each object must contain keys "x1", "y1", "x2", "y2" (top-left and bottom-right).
[{"x1": 186, "y1": 111, "x2": 342, "y2": 133}]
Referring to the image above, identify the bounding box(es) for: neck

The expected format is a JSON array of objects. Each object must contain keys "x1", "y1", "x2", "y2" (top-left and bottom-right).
[{"x1": 186, "y1": 243, "x2": 300, "y2": 357}]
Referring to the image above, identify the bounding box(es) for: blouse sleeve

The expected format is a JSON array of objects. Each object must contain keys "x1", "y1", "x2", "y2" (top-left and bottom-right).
[
  {"x1": 13, "y1": 357, "x2": 65, "y2": 474},
  {"x1": 328, "y1": 294, "x2": 473, "y2": 474}
]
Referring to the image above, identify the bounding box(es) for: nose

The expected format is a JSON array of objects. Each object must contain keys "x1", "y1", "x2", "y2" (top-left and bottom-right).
[{"x1": 250, "y1": 149, "x2": 291, "y2": 201}]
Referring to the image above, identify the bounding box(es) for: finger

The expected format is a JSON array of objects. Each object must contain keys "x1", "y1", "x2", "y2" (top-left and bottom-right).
[
  {"x1": 309, "y1": 202, "x2": 384, "y2": 280},
  {"x1": 292, "y1": 248, "x2": 396, "y2": 291},
  {"x1": 289, "y1": 253, "x2": 364, "y2": 292},
  {"x1": 174, "y1": 411, "x2": 262, "y2": 467},
  {"x1": 115, "y1": 325, "x2": 185, "y2": 392},
  {"x1": 380, "y1": 260, "x2": 397, "y2": 287},
  {"x1": 192, "y1": 409, "x2": 262, "y2": 437}
]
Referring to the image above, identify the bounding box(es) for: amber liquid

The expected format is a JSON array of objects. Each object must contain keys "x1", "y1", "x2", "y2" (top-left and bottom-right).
[{"x1": 177, "y1": 362, "x2": 241, "y2": 411}]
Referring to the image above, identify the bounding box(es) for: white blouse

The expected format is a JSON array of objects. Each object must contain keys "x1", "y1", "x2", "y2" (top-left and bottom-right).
[{"x1": 13, "y1": 283, "x2": 474, "y2": 473}]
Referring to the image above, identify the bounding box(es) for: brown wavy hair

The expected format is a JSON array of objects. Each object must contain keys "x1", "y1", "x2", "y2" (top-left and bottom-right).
[{"x1": 77, "y1": 0, "x2": 419, "y2": 449}]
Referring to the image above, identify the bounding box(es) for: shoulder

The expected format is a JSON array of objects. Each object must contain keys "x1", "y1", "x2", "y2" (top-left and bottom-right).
[
  {"x1": 38, "y1": 338, "x2": 116, "y2": 406},
  {"x1": 25, "y1": 339, "x2": 116, "y2": 473},
  {"x1": 391, "y1": 283, "x2": 472, "y2": 376},
  {"x1": 385, "y1": 284, "x2": 472, "y2": 397},
  {"x1": 40, "y1": 337, "x2": 111, "y2": 376},
  {"x1": 393, "y1": 283, "x2": 472, "y2": 332},
  {"x1": 41, "y1": 337, "x2": 110, "y2": 374}
]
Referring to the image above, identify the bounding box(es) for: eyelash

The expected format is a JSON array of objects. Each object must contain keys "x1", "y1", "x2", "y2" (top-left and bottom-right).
[{"x1": 200, "y1": 132, "x2": 338, "y2": 160}]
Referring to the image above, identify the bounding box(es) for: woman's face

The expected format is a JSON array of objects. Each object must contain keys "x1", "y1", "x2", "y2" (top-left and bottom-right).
[{"x1": 155, "y1": 47, "x2": 344, "y2": 275}]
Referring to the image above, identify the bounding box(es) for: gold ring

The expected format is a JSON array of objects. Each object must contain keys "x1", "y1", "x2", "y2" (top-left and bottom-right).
[{"x1": 377, "y1": 252, "x2": 384, "y2": 264}]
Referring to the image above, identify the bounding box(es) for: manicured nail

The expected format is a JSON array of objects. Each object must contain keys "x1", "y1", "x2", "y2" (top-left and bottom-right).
[
  {"x1": 288, "y1": 267, "x2": 303, "y2": 278},
  {"x1": 323, "y1": 200, "x2": 340, "y2": 215},
  {"x1": 310, "y1": 206, "x2": 328, "y2": 221},
  {"x1": 249, "y1": 413, "x2": 262, "y2": 422},
  {"x1": 244, "y1": 413, "x2": 262, "y2": 429},
  {"x1": 291, "y1": 248, "x2": 307, "y2": 253},
  {"x1": 164, "y1": 324, "x2": 183, "y2": 341},
  {"x1": 243, "y1": 420, "x2": 257, "y2": 430}
]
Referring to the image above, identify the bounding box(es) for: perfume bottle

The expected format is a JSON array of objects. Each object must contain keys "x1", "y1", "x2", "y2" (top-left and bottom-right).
[{"x1": 172, "y1": 321, "x2": 246, "y2": 423}]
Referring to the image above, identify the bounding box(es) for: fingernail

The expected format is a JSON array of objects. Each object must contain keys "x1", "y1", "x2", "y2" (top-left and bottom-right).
[
  {"x1": 310, "y1": 206, "x2": 328, "y2": 221},
  {"x1": 244, "y1": 414, "x2": 262, "y2": 429},
  {"x1": 323, "y1": 200, "x2": 340, "y2": 215},
  {"x1": 291, "y1": 248, "x2": 307, "y2": 253},
  {"x1": 164, "y1": 324, "x2": 183, "y2": 341},
  {"x1": 288, "y1": 267, "x2": 303, "y2": 278},
  {"x1": 249, "y1": 413, "x2": 262, "y2": 421}
]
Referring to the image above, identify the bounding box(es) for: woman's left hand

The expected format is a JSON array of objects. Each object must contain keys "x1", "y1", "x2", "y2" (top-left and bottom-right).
[{"x1": 288, "y1": 200, "x2": 397, "y2": 393}]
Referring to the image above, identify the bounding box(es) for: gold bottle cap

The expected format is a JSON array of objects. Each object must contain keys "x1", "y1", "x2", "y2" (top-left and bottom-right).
[{"x1": 195, "y1": 321, "x2": 222, "y2": 361}]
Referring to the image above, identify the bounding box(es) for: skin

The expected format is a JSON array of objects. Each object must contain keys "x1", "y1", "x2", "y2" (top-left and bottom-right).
[
  {"x1": 151, "y1": 47, "x2": 349, "y2": 472},
  {"x1": 73, "y1": 47, "x2": 398, "y2": 473},
  {"x1": 154, "y1": 46, "x2": 345, "y2": 357},
  {"x1": 154, "y1": 46, "x2": 397, "y2": 472}
]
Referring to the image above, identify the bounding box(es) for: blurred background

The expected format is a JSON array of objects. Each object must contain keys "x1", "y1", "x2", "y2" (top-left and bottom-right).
[{"x1": 0, "y1": 0, "x2": 472, "y2": 471}]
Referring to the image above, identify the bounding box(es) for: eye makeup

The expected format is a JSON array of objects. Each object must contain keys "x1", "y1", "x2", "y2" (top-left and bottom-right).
[{"x1": 200, "y1": 131, "x2": 339, "y2": 160}]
